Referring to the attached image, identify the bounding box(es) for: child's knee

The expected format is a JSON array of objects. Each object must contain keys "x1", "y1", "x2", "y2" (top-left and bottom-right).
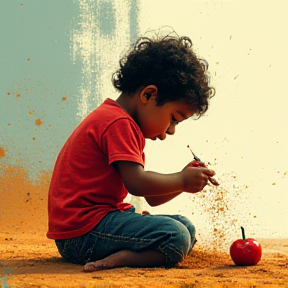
[
  {"x1": 161, "y1": 221, "x2": 194, "y2": 266},
  {"x1": 177, "y1": 224, "x2": 194, "y2": 256},
  {"x1": 171, "y1": 215, "x2": 196, "y2": 240}
]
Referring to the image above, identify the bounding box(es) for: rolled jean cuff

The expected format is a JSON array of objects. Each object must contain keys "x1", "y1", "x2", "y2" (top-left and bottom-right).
[{"x1": 157, "y1": 245, "x2": 184, "y2": 268}]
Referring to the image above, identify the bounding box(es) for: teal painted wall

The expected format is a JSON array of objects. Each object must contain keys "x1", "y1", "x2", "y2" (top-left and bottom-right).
[
  {"x1": 0, "y1": 1, "x2": 80, "y2": 177},
  {"x1": 0, "y1": 0, "x2": 139, "y2": 178},
  {"x1": 0, "y1": 0, "x2": 139, "y2": 231}
]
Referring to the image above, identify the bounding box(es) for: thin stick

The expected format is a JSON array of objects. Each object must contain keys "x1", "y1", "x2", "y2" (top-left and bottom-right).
[
  {"x1": 241, "y1": 226, "x2": 246, "y2": 240},
  {"x1": 187, "y1": 145, "x2": 201, "y2": 162}
]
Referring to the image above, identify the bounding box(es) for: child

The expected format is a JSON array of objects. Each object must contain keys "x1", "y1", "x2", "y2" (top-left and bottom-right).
[{"x1": 47, "y1": 30, "x2": 216, "y2": 272}]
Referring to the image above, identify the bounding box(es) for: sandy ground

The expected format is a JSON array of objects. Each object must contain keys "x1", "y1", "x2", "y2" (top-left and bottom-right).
[
  {"x1": 1, "y1": 166, "x2": 288, "y2": 287},
  {"x1": 1, "y1": 230, "x2": 288, "y2": 288}
]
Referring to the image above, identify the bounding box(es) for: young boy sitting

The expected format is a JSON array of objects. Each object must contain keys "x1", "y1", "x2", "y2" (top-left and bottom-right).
[{"x1": 47, "y1": 30, "x2": 216, "y2": 271}]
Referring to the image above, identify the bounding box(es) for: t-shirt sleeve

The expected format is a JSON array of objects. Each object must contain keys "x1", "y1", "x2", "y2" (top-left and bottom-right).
[{"x1": 100, "y1": 118, "x2": 145, "y2": 167}]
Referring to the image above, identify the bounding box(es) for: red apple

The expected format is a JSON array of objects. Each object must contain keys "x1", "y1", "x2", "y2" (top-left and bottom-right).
[{"x1": 230, "y1": 226, "x2": 262, "y2": 266}]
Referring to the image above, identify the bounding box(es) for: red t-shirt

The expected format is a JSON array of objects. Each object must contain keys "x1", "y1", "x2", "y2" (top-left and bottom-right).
[{"x1": 47, "y1": 98, "x2": 145, "y2": 239}]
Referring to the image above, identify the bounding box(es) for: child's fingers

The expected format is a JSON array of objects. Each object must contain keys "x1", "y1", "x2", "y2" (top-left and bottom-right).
[
  {"x1": 202, "y1": 168, "x2": 216, "y2": 177},
  {"x1": 201, "y1": 168, "x2": 219, "y2": 186},
  {"x1": 208, "y1": 176, "x2": 220, "y2": 186}
]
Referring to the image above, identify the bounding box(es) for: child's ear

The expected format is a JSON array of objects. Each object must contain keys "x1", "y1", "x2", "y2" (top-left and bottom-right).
[{"x1": 140, "y1": 85, "x2": 158, "y2": 104}]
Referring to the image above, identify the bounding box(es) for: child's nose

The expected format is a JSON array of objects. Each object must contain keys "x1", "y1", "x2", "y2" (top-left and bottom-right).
[{"x1": 166, "y1": 125, "x2": 175, "y2": 135}]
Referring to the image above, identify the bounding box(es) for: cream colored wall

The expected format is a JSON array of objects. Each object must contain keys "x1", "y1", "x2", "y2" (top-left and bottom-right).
[{"x1": 133, "y1": 0, "x2": 288, "y2": 251}]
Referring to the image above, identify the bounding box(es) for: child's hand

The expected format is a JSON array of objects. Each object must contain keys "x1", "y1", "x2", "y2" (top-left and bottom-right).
[
  {"x1": 188, "y1": 160, "x2": 220, "y2": 186},
  {"x1": 181, "y1": 165, "x2": 216, "y2": 193}
]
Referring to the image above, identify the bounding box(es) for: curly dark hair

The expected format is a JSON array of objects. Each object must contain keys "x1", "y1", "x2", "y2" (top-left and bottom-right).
[{"x1": 112, "y1": 32, "x2": 215, "y2": 117}]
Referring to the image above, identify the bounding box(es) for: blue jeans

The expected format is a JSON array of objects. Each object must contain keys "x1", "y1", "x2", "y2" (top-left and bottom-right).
[{"x1": 55, "y1": 207, "x2": 196, "y2": 267}]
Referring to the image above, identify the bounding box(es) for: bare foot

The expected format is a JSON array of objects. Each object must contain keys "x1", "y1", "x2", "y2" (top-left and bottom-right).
[
  {"x1": 83, "y1": 251, "x2": 131, "y2": 272},
  {"x1": 83, "y1": 249, "x2": 166, "y2": 272},
  {"x1": 83, "y1": 259, "x2": 114, "y2": 272}
]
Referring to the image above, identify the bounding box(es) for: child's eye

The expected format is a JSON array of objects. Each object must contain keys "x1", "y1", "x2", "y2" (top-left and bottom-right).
[{"x1": 171, "y1": 116, "x2": 179, "y2": 125}]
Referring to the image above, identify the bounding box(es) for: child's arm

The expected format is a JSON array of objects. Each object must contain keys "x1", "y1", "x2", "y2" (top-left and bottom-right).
[
  {"x1": 144, "y1": 192, "x2": 182, "y2": 206},
  {"x1": 116, "y1": 161, "x2": 215, "y2": 205}
]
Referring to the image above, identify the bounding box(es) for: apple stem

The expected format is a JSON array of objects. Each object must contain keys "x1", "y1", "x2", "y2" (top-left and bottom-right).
[{"x1": 241, "y1": 226, "x2": 246, "y2": 240}]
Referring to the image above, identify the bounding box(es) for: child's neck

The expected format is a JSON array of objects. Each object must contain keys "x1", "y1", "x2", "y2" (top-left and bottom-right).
[{"x1": 116, "y1": 92, "x2": 138, "y2": 120}]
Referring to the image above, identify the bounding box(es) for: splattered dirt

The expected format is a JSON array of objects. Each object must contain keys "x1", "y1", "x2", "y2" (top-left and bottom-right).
[
  {"x1": 1, "y1": 165, "x2": 288, "y2": 287},
  {"x1": 1, "y1": 231, "x2": 288, "y2": 288}
]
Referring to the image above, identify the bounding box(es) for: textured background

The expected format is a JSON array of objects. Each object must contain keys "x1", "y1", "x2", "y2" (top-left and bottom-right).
[{"x1": 1, "y1": 0, "x2": 287, "y2": 252}]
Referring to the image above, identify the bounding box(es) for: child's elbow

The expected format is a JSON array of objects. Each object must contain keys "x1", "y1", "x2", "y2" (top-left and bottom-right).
[
  {"x1": 125, "y1": 185, "x2": 143, "y2": 197},
  {"x1": 144, "y1": 196, "x2": 161, "y2": 207}
]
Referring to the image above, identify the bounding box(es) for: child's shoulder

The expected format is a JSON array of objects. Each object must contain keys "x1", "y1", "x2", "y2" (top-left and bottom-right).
[
  {"x1": 93, "y1": 98, "x2": 121, "y2": 114},
  {"x1": 87, "y1": 98, "x2": 133, "y2": 125}
]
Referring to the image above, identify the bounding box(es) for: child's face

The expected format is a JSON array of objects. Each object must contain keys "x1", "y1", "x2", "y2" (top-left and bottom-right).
[{"x1": 138, "y1": 97, "x2": 194, "y2": 141}]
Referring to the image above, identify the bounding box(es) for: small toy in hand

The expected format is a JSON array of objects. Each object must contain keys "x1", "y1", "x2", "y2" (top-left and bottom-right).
[{"x1": 187, "y1": 145, "x2": 220, "y2": 186}]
